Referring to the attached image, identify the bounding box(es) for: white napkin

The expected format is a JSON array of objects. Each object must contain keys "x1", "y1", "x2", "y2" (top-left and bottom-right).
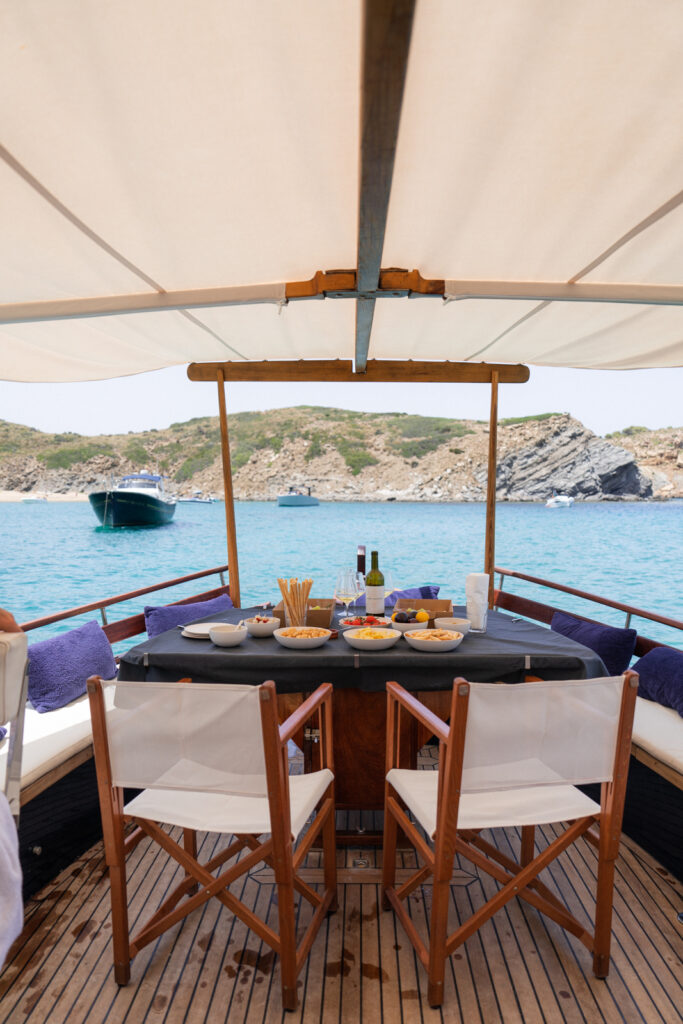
[{"x1": 466, "y1": 573, "x2": 489, "y2": 631}]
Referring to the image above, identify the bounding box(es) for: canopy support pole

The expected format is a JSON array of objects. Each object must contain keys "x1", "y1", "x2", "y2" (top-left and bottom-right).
[
  {"x1": 484, "y1": 371, "x2": 499, "y2": 607},
  {"x1": 216, "y1": 370, "x2": 241, "y2": 606}
]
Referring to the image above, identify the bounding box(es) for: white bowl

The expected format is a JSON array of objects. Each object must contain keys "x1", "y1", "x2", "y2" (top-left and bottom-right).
[
  {"x1": 403, "y1": 630, "x2": 464, "y2": 652},
  {"x1": 434, "y1": 617, "x2": 471, "y2": 636},
  {"x1": 245, "y1": 616, "x2": 280, "y2": 637},
  {"x1": 274, "y1": 627, "x2": 331, "y2": 649},
  {"x1": 388, "y1": 618, "x2": 428, "y2": 634},
  {"x1": 343, "y1": 628, "x2": 402, "y2": 651},
  {"x1": 209, "y1": 624, "x2": 248, "y2": 647}
]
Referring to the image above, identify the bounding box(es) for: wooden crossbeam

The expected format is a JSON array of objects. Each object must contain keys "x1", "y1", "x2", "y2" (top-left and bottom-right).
[
  {"x1": 187, "y1": 359, "x2": 530, "y2": 383},
  {"x1": 355, "y1": 0, "x2": 417, "y2": 371}
]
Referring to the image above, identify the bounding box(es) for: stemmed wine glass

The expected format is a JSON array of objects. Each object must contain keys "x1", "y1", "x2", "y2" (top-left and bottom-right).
[{"x1": 335, "y1": 569, "x2": 363, "y2": 620}]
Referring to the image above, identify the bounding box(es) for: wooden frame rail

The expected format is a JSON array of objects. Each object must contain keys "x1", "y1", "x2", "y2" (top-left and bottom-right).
[
  {"x1": 494, "y1": 566, "x2": 683, "y2": 658},
  {"x1": 20, "y1": 564, "x2": 231, "y2": 647}
]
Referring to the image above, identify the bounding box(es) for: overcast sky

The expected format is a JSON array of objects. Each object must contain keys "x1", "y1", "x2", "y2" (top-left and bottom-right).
[{"x1": 0, "y1": 364, "x2": 680, "y2": 437}]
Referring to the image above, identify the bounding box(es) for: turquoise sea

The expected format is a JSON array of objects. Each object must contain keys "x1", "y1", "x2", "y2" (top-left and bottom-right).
[{"x1": 1, "y1": 500, "x2": 681, "y2": 650}]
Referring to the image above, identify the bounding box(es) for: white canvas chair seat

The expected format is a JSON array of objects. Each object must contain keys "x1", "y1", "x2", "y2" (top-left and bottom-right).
[
  {"x1": 387, "y1": 769, "x2": 601, "y2": 837},
  {"x1": 88, "y1": 676, "x2": 337, "y2": 1011},
  {"x1": 382, "y1": 674, "x2": 639, "y2": 1010},
  {"x1": 0, "y1": 631, "x2": 29, "y2": 823},
  {"x1": 125, "y1": 768, "x2": 334, "y2": 837}
]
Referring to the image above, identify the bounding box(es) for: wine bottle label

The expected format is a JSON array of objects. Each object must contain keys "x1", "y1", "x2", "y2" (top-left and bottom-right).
[{"x1": 365, "y1": 586, "x2": 385, "y2": 614}]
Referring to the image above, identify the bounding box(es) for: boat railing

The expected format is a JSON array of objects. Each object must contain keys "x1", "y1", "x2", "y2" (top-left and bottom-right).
[
  {"x1": 494, "y1": 566, "x2": 683, "y2": 656},
  {"x1": 19, "y1": 564, "x2": 230, "y2": 648}
]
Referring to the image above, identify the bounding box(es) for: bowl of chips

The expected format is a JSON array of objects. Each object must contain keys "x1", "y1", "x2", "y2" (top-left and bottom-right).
[
  {"x1": 273, "y1": 626, "x2": 332, "y2": 649},
  {"x1": 342, "y1": 627, "x2": 402, "y2": 650}
]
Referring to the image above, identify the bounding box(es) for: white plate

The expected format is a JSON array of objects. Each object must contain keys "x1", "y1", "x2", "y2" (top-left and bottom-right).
[
  {"x1": 181, "y1": 621, "x2": 231, "y2": 638},
  {"x1": 403, "y1": 630, "x2": 464, "y2": 652},
  {"x1": 273, "y1": 627, "x2": 332, "y2": 649},
  {"x1": 342, "y1": 628, "x2": 402, "y2": 651},
  {"x1": 339, "y1": 616, "x2": 392, "y2": 630}
]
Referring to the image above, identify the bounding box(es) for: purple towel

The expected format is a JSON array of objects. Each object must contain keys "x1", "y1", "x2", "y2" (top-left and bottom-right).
[
  {"x1": 144, "y1": 593, "x2": 233, "y2": 638},
  {"x1": 28, "y1": 620, "x2": 117, "y2": 714},
  {"x1": 351, "y1": 585, "x2": 440, "y2": 609},
  {"x1": 0, "y1": 726, "x2": 6, "y2": 741}
]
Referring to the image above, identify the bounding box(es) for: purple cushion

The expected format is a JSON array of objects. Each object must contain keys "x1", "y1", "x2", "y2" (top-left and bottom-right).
[
  {"x1": 351, "y1": 585, "x2": 440, "y2": 609},
  {"x1": 0, "y1": 726, "x2": 6, "y2": 740},
  {"x1": 28, "y1": 620, "x2": 117, "y2": 714},
  {"x1": 550, "y1": 611, "x2": 636, "y2": 676},
  {"x1": 632, "y1": 647, "x2": 683, "y2": 716},
  {"x1": 144, "y1": 593, "x2": 233, "y2": 638}
]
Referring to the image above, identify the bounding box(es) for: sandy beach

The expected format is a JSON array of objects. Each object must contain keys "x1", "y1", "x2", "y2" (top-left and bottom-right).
[{"x1": 0, "y1": 491, "x2": 88, "y2": 502}]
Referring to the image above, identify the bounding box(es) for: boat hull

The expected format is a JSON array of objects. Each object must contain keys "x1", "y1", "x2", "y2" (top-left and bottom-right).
[
  {"x1": 277, "y1": 494, "x2": 319, "y2": 506},
  {"x1": 89, "y1": 491, "x2": 176, "y2": 527}
]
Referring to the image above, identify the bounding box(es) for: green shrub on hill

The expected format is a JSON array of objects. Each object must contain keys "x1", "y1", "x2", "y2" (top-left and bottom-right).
[
  {"x1": 175, "y1": 446, "x2": 216, "y2": 481},
  {"x1": 39, "y1": 443, "x2": 114, "y2": 469},
  {"x1": 500, "y1": 413, "x2": 560, "y2": 426},
  {"x1": 123, "y1": 441, "x2": 148, "y2": 466}
]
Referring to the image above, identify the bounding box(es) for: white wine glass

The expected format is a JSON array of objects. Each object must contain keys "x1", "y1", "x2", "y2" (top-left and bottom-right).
[{"x1": 335, "y1": 569, "x2": 360, "y2": 619}]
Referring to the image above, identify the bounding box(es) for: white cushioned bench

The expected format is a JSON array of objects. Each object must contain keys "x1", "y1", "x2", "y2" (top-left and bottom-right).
[
  {"x1": 631, "y1": 696, "x2": 683, "y2": 789},
  {"x1": 0, "y1": 685, "x2": 116, "y2": 803}
]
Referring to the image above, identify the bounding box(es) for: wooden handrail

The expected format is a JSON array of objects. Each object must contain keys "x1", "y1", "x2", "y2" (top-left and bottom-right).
[
  {"x1": 494, "y1": 566, "x2": 683, "y2": 633},
  {"x1": 20, "y1": 564, "x2": 229, "y2": 632}
]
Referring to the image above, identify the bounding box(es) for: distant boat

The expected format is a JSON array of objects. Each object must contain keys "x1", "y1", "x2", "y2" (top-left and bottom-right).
[
  {"x1": 277, "y1": 486, "x2": 319, "y2": 507},
  {"x1": 178, "y1": 489, "x2": 214, "y2": 504},
  {"x1": 546, "y1": 492, "x2": 574, "y2": 508},
  {"x1": 22, "y1": 495, "x2": 48, "y2": 504},
  {"x1": 89, "y1": 472, "x2": 176, "y2": 527}
]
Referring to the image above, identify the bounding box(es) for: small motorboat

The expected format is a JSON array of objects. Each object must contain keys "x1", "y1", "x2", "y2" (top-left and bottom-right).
[
  {"x1": 89, "y1": 472, "x2": 176, "y2": 527},
  {"x1": 22, "y1": 495, "x2": 48, "y2": 504},
  {"x1": 277, "y1": 486, "x2": 319, "y2": 507},
  {"x1": 178, "y1": 489, "x2": 214, "y2": 504},
  {"x1": 546, "y1": 492, "x2": 575, "y2": 508}
]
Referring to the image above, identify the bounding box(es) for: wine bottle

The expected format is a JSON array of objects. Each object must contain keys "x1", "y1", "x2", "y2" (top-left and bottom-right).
[{"x1": 365, "y1": 550, "x2": 385, "y2": 614}]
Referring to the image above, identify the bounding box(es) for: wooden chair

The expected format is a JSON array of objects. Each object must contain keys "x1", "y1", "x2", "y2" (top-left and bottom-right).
[
  {"x1": 87, "y1": 676, "x2": 336, "y2": 1011},
  {"x1": 382, "y1": 672, "x2": 638, "y2": 1008},
  {"x1": 0, "y1": 630, "x2": 29, "y2": 825}
]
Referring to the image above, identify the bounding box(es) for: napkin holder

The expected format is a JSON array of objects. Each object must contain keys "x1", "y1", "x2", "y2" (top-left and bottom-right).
[{"x1": 394, "y1": 597, "x2": 453, "y2": 627}]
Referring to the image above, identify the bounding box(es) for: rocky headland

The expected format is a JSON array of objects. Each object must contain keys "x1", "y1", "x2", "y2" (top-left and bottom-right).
[{"x1": 0, "y1": 409, "x2": 680, "y2": 502}]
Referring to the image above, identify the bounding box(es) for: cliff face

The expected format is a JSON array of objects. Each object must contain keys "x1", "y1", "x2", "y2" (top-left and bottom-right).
[{"x1": 0, "y1": 409, "x2": 678, "y2": 502}]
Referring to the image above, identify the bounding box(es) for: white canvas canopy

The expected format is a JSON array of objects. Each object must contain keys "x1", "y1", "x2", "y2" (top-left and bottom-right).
[{"x1": 2, "y1": 0, "x2": 683, "y2": 383}]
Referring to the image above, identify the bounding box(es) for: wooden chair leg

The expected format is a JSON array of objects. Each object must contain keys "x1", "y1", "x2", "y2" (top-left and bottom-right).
[
  {"x1": 183, "y1": 828, "x2": 198, "y2": 893},
  {"x1": 322, "y1": 794, "x2": 338, "y2": 913},
  {"x1": 593, "y1": 855, "x2": 616, "y2": 978},
  {"x1": 109, "y1": 863, "x2": 131, "y2": 985},
  {"x1": 427, "y1": 879, "x2": 450, "y2": 1007},
  {"x1": 520, "y1": 825, "x2": 535, "y2": 867},
  {"x1": 382, "y1": 786, "x2": 398, "y2": 910},
  {"x1": 276, "y1": 880, "x2": 298, "y2": 1011}
]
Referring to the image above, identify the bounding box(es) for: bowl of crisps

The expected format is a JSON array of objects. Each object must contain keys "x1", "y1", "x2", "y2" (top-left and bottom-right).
[
  {"x1": 273, "y1": 626, "x2": 332, "y2": 649},
  {"x1": 403, "y1": 628, "x2": 464, "y2": 652},
  {"x1": 342, "y1": 627, "x2": 402, "y2": 650}
]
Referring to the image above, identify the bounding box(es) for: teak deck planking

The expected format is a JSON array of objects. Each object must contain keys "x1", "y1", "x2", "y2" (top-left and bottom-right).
[{"x1": 1, "y1": 746, "x2": 681, "y2": 1024}]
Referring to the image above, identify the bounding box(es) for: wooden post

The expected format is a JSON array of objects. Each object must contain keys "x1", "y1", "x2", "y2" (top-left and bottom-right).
[
  {"x1": 484, "y1": 371, "x2": 499, "y2": 607},
  {"x1": 216, "y1": 370, "x2": 241, "y2": 606}
]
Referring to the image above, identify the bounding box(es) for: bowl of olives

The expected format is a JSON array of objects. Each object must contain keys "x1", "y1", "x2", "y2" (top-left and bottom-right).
[{"x1": 389, "y1": 607, "x2": 429, "y2": 633}]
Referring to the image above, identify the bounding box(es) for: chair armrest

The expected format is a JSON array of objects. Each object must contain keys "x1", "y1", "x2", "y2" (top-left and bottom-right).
[
  {"x1": 386, "y1": 680, "x2": 450, "y2": 744},
  {"x1": 279, "y1": 683, "x2": 333, "y2": 746}
]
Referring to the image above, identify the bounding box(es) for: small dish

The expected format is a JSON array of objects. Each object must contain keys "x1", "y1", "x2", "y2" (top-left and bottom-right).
[
  {"x1": 388, "y1": 618, "x2": 428, "y2": 634},
  {"x1": 404, "y1": 629, "x2": 464, "y2": 652},
  {"x1": 339, "y1": 615, "x2": 392, "y2": 630},
  {"x1": 343, "y1": 627, "x2": 402, "y2": 651},
  {"x1": 209, "y1": 624, "x2": 247, "y2": 647},
  {"x1": 274, "y1": 627, "x2": 331, "y2": 649},
  {"x1": 245, "y1": 616, "x2": 280, "y2": 637},
  {"x1": 434, "y1": 617, "x2": 471, "y2": 636},
  {"x1": 181, "y1": 621, "x2": 233, "y2": 639}
]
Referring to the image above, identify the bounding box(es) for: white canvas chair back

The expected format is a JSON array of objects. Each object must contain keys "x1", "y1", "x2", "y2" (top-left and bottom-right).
[
  {"x1": 0, "y1": 631, "x2": 29, "y2": 823},
  {"x1": 101, "y1": 679, "x2": 268, "y2": 797},
  {"x1": 0, "y1": 632, "x2": 27, "y2": 727},
  {"x1": 462, "y1": 677, "x2": 626, "y2": 793}
]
